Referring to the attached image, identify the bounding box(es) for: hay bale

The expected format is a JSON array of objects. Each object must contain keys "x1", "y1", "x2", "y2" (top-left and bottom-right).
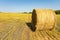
[{"x1": 32, "y1": 9, "x2": 56, "y2": 30}]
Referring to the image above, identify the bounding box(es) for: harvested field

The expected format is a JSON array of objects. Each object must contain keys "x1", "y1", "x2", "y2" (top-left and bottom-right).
[{"x1": 0, "y1": 13, "x2": 60, "y2": 40}]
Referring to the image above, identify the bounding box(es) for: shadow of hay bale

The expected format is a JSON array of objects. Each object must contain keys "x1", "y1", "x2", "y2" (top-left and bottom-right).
[
  {"x1": 26, "y1": 9, "x2": 37, "y2": 32},
  {"x1": 26, "y1": 23, "x2": 36, "y2": 32}
]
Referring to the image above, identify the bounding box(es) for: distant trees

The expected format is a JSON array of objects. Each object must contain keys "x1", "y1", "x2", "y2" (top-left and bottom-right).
[
  {"x1": 55, "y1": 10, "x2": 60, "y2": 14},
  {"x1": 0, "y1": 12, "x2": 2, "y2": 13},
  {"x1": 23, "y1": 10, "x2": 60, "y2": 14},
  {"x1": 23, "y1": 12, "x2": 32, "y2": 14},
  {"x1": 0, "y1": 10, "x2": 60, "y2": 14},
  {"x1": 24, "y1": 12, "x2": 27, "y2": 13},
  {"x1": 29, "y1": 12, "x2": 32, "y2": 14}
]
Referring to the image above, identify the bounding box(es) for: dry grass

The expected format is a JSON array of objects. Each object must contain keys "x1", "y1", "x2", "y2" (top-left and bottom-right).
[
  {"x1": 0, "y1": 13, "x2": 32, "y2": 22},
  {"x1": 0, "y1": 13, "x2": 32, "y2": 40}
]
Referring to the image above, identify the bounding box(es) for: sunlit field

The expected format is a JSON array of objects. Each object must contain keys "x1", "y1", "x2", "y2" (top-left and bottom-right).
[
  {"x1": 0, "y1": 12, "x2": 60, "y2": 26},
  {"x1": 0, "y1": 12, "x2": 60, "y2": 40},
  {"x1": 0, "y1": 12, "x2": 32, "y2": 22},
  {"x1": 0, "y1": 12, "x2": 32, "y2": 40}
]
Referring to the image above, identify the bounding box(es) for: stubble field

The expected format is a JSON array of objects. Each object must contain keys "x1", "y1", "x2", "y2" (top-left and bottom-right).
[{"x1": 0, "y1": 12, "x2": 60, "y2": 40}]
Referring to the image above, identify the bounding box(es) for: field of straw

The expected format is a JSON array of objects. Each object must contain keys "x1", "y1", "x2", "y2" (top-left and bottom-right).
[{"x1": 0, "y1": 12, "x2": 60, "y2": 40}]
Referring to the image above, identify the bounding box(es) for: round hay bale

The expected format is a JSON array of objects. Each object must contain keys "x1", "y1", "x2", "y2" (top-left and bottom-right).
[{"x1": 32, "y1": 9, "x2": 56, "y2": 31}]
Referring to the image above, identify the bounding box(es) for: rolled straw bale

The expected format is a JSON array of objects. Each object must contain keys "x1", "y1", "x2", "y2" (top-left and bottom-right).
[{"x1": 32, "y1": 9, "x2": 56, "y2": 30}]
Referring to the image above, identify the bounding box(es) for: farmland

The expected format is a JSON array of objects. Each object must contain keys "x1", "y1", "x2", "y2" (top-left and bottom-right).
[{"x1": 0, "y1": 12, "x2": 60, "y2": 40}]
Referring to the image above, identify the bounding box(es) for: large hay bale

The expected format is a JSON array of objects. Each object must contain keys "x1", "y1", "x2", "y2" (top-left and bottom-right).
[{"x1": 32, "y1": 9, "x2": 56, "y2": 30}]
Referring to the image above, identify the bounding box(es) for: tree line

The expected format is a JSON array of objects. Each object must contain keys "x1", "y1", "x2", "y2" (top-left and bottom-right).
[
  {"x1": 55, "y1": 10, "x2": 60, "y2": 14},
  {"x1": 23, "y1": 10, "x2": 60, "y2": 14}
]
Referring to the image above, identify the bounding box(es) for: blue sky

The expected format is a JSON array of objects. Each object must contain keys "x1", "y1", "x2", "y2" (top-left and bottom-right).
[{"x1": 0, "y1": 0, "x2": 60, "y2": 12}]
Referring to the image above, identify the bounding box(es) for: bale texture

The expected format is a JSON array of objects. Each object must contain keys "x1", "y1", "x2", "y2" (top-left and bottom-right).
[{"x1": 32, "y1": 9, "x2": 56, "y2": 30}]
